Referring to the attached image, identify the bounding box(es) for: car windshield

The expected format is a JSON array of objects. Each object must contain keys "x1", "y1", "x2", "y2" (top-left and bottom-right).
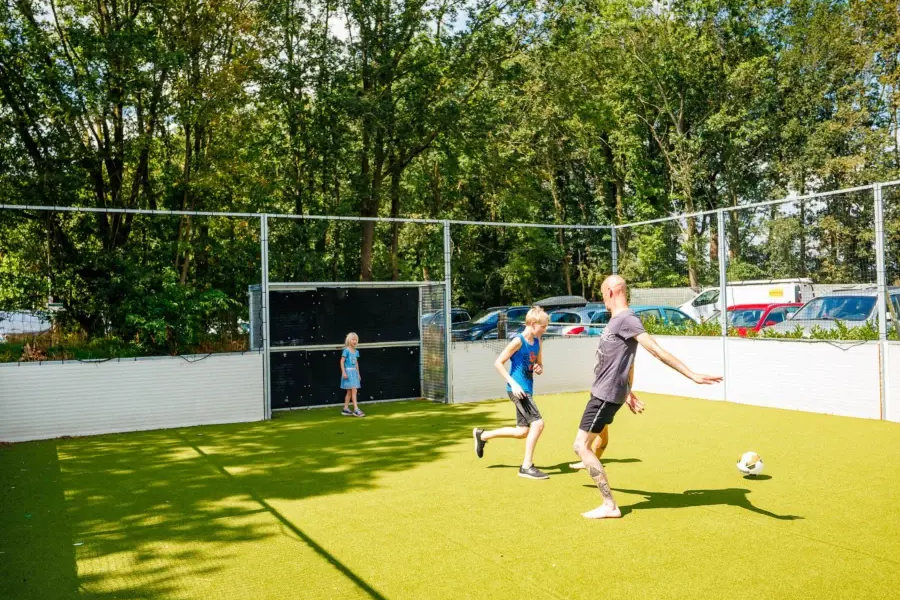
[
  {"x1": 728, "y1": 309, "x2": 764, "y2": 327},
  {"x1": 471, "y1": 310, "x2": 501, "y2": 325},
  {"x1": 793, "y1": 296, "x2": 876, "y2": 321}
]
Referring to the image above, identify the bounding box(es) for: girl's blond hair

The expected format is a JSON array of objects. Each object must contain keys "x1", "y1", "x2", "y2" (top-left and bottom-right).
[{"x1": 344, "y1": 332, "x2": 359, "y2": 346}]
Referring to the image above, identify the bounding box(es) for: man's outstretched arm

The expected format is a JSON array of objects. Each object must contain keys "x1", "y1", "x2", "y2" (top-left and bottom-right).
[{"x1": 635, "y1": 332, "x2": 722, "y2": 385}]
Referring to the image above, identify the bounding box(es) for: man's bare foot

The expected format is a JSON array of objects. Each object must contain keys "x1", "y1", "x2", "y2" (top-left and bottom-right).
[
  {"x1": 569, "y1": 461, "x2": 586, "y2": 470},
  {"x1": 582, "y1": 504, "x2": 622, "y2": 519}
]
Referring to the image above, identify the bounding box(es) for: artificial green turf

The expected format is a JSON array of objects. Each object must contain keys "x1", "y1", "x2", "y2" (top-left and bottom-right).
[{"x1": 2, "y1": 393, "x2": 899, "y2": 600}]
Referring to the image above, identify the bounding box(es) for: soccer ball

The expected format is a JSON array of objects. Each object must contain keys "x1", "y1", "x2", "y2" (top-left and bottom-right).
[{"x1": 736, "y1": 451, "x2": 764, "y2": 476}]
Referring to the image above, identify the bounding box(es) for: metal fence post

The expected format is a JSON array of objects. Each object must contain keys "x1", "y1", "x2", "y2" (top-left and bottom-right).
[
  {"x1": 443, "y1": 220, "x2": 454, "y2": 404},
  {"x1": 260, "y1": 214, "x2": 272, "y2": 420},
  {"x1": 611, "y1": 226, "x2": 618, "y2": 275},
  {"x1": 717, "y1": 209, "x2": 729, "y2": 402},
  {"x1": 874, "y1": 184, "x2": 889, "y2": 420}
]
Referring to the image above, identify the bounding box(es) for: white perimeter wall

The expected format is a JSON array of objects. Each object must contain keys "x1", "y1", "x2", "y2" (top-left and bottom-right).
[
  {"x1": 888, "y1": 343, "x2": 900, "y2": 423},
  {"x1": 453, "y1": 336, "x2": 893, "y2": 421},
  {"x1": 723, "y1": 338, "x2": 881, "y2": 419},
  {"x1": 0, "y1": 352, "x2": 264, "y2": 443}
]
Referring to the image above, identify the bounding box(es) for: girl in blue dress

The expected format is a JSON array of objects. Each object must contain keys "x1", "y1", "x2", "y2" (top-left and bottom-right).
[{"x1": 340, "y1": 332, "x2": 365, "y2": 416}]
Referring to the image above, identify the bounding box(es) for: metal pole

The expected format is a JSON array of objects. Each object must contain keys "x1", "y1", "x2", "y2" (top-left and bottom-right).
[
  {"x1": 611, "y1": 227, "x2": 618, "y2": 275},
  {"x1": 874, "y1": 184, "x2": 889, "y2": 420},
  {"x1": 717, "y1": 210, "x2": 729, "y2": 402},
  {"x1": 260, "y1": 214, "x2": 272, "y2": 420},
  {"x1": 443, "y1": 220, "x2": 454, "y2": 404}
]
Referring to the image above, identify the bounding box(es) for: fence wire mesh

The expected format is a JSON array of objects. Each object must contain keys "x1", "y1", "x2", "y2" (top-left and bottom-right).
[
  {"x1": 617, "y1": 214, "x2": 720, "y2": 334},
  {"x1": 723, "y1": 191, "x2": 878, "y2": 340},
  {"x1": 3, "y1": 181, "x2": 900, "y2": 417},
  {"x1": 447, "y1": 223, "x2": 611, "y2": 401},
  {"x1": 0, "y1": 209, "x2": 260, "y2": 361}
]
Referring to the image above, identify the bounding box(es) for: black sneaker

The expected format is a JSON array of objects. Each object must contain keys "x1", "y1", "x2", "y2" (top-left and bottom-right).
[
  {"x1": 473, "y1": 428, "x2": 486, "y2": 458},
  {"x1": 518, "y1": 465, "x2": 549, "y2": 480}
]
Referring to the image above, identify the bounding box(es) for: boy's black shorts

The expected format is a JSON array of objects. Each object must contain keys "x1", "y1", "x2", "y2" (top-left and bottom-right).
[
  {"x1": 579, "y1": 395, "x2": 623, "y2": 433},
  {"x1": 507, "y1": 391, "x2": 543, "y2": 427}
]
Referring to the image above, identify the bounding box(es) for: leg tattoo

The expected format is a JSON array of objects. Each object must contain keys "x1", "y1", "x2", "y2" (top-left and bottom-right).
[{"x1": 587, "y1": 462, "x2": 613, "y2": 501}]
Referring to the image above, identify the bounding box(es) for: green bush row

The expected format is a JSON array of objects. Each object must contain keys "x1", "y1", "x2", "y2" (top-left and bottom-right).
[{"x1": 641, "y1": 318, "x2": 900, "y2": 341}]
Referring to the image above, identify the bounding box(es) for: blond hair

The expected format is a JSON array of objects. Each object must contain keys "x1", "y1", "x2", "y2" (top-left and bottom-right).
[
  {"x1": 525, "y1": 306, "x2": 549, "y2": 325},
  {"x1": 344, "y1": 332, "x2": 359, "y2": 346}
]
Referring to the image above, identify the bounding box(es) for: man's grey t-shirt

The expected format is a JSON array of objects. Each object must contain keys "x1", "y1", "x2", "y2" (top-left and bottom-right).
[{"x1": 591, "y1": 309, "x2": 646, "y2": 404}]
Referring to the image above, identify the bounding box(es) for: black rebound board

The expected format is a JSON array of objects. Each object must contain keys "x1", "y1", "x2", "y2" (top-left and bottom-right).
[
  {"x1": 269, "y1": 287, "x2": 420, "y2": 346},
  {"x1": 271, "y1": 345, "x2": 421, "y2": 408}
]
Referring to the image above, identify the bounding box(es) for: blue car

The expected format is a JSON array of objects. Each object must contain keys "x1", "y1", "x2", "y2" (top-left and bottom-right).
[{"x1": 452, "y1": 306, "x2": 530, "y2": 341}]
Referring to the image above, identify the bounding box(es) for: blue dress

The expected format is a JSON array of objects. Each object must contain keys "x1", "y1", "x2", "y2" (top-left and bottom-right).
[{"x1": 341, "y1": 348, "x2": 361, "y2": 389}]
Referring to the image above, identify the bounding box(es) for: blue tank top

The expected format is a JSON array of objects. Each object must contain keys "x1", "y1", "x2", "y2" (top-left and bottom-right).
[{"x1": 507, "y1": 334, "x2": 540, "y2": 395}]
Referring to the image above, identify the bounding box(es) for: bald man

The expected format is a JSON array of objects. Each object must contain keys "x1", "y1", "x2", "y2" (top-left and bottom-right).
[{"x1": 574, "y1": 275, "x2": 722, "y2": 519}]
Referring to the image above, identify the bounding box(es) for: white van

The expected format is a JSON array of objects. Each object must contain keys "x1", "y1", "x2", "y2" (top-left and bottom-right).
[{"x1": 679, "y1": 279, "x2": 814, "y2": 322}]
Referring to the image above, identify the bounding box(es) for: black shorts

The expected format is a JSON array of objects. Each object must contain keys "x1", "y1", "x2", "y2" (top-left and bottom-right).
[
  {"x1": 507, "y1": 391, "x2": 543, "y2": 427},
  {"x1": 579, "y1": 395, "x2": 623, "y2": 434}
]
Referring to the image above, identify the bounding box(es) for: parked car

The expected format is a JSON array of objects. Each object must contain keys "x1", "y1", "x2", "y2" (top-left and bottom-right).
[
  {"x1": 708, "y1": 303, "x2": 802, "y2": 337},
  {"x1": 422, "y1": 309, "x2": 471, "y2": 328},
  {"x1": 764, "y1": 288, "x2": 900, "y2": 337},
  {"x1": 631, "y1": 305, "x2": 697, "y2": 327},
  {"x1": 507, "y1": 307, "x2": 601, "y2": 339},
  {"x1": 452, "y1": 306, "x2": 530, "y2": 341},
  {"x1": 534, "y1": 295, "x2": 589, "y2": 311},
  {"x1": 679, "y1": 279, "x2": 814, "y2": 322}
]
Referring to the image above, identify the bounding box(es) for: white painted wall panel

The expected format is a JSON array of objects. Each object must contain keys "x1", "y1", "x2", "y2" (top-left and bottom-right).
[
  {"x1": 887, "y1": 343, "x2": 900, "y2": 423},
  {"x1": 452, "y1": 336, "x2": 890, "y2": 422},
  {"x1": 725, "y1": 339, "x2": 880, "y2": 419},
  {"x1": 0, "y1": 352, "x2": 264, "y2": 443},
  {"x1": 632, "y1": 337, "x2": 726, "y2": 401},
  {"x1": 451, "y1": 337, "x2": 598, "y2": 403}
]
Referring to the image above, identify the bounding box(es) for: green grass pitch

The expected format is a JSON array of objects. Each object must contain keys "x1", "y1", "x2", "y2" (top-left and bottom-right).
[{"x1": 2, "y1": 392, "x2": 899, "y2": 599}]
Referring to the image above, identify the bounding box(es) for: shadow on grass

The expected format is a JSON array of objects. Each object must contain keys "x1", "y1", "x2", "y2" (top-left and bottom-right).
[
  {"x1": 0, "y1": 441, "x2": 78, "y2": 600},
  {"x1": 2, "y1": 400, "x2": 504, "y2": 600},
  {"x1": 609, "y1": 487, "x2": 803, "y2": 520},
  {"x1": 487, "y1": 458, "x2": 642, "y2": 474}
]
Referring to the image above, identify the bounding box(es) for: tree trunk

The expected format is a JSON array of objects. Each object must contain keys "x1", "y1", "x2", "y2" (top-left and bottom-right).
[{"x1": 547, "y1": 163, "x2": 572, "y2": 295}]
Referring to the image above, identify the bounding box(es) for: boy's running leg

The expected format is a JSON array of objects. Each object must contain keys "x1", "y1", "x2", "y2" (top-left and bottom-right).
[
  {"x1": 472, "y1": 425, "x2": 527, "y2": 458},
  {"x1": 518, "y1": 419, "x2": 548, "y2": 480}
]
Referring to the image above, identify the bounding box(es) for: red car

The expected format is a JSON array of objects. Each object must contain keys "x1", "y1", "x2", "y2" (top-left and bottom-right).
[{"x1": 716, "y1": 303, "x2": 803, "y2": 337}]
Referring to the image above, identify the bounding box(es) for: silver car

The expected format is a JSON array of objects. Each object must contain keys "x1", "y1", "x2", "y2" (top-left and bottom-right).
[
  {"x1": 764, "y1": 287, "x2": 900, "y2": 337},
  {"x1": 507, "y1": 308, "x2": 602, "y2": 338}
]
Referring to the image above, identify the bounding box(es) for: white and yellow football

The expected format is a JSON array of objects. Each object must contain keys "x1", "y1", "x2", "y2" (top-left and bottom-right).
[{"x1": 737, "y1": 451, "x2": 764, "y2": 476}]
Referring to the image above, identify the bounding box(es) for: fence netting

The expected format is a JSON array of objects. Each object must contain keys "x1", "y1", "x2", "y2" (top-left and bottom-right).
[
  {"x1": 617, "y1": 215, "x2": 720, "y2": 334},
  {"x1": 0, "y1": 209, "x2": 260, "y2": 362},
  {"x1": 448, "y1": 223, "x2": 611, "y2": 401},
  {"x1": 724, "y1": 190, "x2": 877, "y2": 340}
]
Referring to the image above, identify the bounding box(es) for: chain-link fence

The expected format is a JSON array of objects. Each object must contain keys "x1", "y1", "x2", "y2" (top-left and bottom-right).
[
  {"x1": 4, "y1": 181, "x2": 900, "y2": 420},
  {"x1": 723, "y1": 189, "x2": 878, "y2": 340},
  {"x1": 616, "y1": 214, "x2": 720, "y2": 333},
  {"x1": 445, "y1": 222, "x2": 611, "y2": 402},
  {"x1": 0, "y1": 208, "x2": 261, "y2": 361}
]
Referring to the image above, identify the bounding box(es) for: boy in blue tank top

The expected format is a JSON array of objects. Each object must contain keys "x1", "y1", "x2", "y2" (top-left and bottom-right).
[{"x1": 472, "y1": 307, "x2": 551, "y2": 480}]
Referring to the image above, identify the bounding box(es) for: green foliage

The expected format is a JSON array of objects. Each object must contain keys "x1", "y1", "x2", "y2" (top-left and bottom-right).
[{"x1": 1, "y1": 0, "x2": 899, "y2": 355}]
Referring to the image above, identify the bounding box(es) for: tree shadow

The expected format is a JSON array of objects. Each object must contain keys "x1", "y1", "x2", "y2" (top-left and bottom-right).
[
  {"x1": 608, "y1": 487, "x2": 803, "y2": 520},
  {"x1": 2, "y1": 400, "x2": 505, "y2": 600},
  {"x1": 0, "y1": 441, "x2": 78, "y2": 600}
]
